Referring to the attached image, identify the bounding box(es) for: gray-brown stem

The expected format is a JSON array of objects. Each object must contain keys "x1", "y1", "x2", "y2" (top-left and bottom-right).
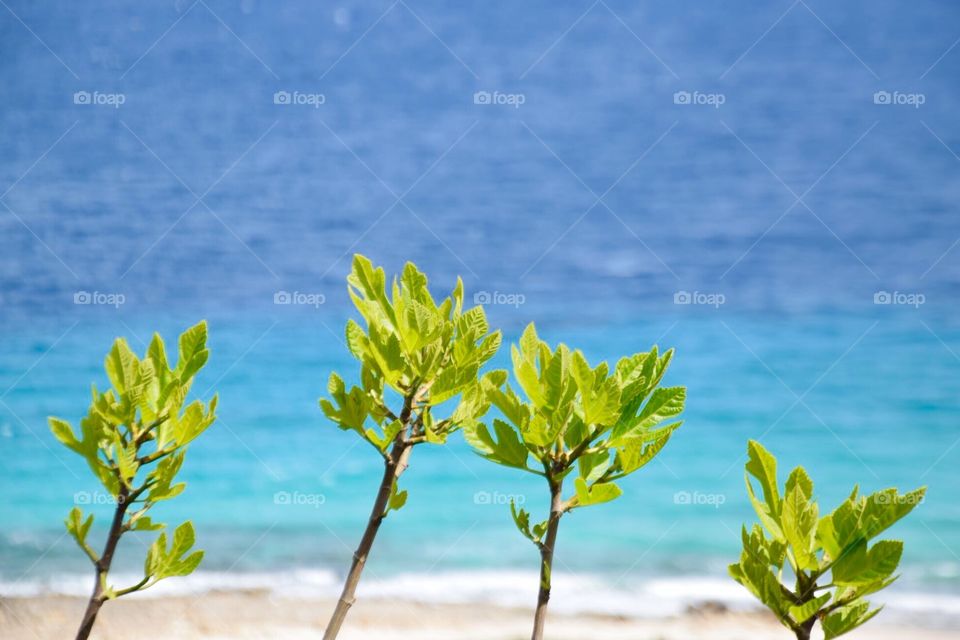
[
  {"x1": 75, "y1": 485, "x2": 130, "y2": 640},
  {"x1": 792, "y1": 571, "x2": 818, "y2": 640},
  {"x1": 531, "y1": 477, "x2": 564, "y2": 640},
  {"x1": 323, "y1": 439, "x2": 412, "y2": 639}
]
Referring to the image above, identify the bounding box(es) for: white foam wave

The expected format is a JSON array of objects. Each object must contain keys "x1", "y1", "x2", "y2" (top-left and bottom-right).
[{"x1": 3, "y1": 569, "x2": 960, "y2": 625}]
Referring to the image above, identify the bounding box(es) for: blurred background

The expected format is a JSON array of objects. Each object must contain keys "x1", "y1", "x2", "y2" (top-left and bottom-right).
[{"x1": 1, "y1": 0, "x2": 958, "y2": 628}]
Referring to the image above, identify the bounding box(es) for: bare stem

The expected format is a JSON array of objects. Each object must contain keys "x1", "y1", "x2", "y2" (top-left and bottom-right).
[
  {"x1": 794, "y1": 620, "x2": 816, "y2": 640},
  {"x1": 790, "y1": 570, "x2": 818, "y2": 640},
  {"x1": 323, "y1": 437, "x2": 413, "y2": 639},
  {"x1": 74, "y1": 484, "x2": 131, "y2": 640},
  {"x1": 531, "y1": 476, "x2": 564, "y2": 640}
]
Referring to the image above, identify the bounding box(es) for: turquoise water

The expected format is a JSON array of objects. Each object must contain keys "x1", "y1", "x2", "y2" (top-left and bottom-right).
[
  {"x1": 2, "y1": 308, "x2": 958, "y2": 621},
  {"x1": 1, "y1": 0, "x2": 959, "y2": 626}
]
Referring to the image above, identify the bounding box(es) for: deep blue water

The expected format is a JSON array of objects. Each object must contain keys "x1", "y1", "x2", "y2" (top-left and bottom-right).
[{"x1": 1, "y1": 0, "x2": 959, "y2": 621}]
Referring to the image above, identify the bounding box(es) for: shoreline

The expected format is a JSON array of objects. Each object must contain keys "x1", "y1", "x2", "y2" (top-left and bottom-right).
[{"x1": 2, "y1": 592, "x2": 958, "y2": 640}]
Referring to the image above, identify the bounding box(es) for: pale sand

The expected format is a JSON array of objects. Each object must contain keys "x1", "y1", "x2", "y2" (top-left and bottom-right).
[{"x1": 0, "y1": 592, "x2": 954, "y2": 640}]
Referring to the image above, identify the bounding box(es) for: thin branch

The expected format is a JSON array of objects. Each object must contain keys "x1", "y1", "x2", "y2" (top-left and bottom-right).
[{"x1": 112, "y1": 576, "x2": 151, "y2": 598}]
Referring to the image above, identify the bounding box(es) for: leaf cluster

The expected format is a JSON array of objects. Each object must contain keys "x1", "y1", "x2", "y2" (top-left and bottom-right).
[
  {"x1": 463, "y1": 323, "x2": 685, "y2": 543},
  {"x1": 729, "y1": 440, "x2": 925, "y2": 639},
  {"x1": 320, "y1": 255, "x2": 503, "y2": 456},
  {"x1": 51, "y1": 321, "x2": 215, "y2": 597}
]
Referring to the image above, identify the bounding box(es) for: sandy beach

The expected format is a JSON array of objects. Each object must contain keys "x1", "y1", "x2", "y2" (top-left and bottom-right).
[{"x1": 1, "y1": 592, "x2": 955, "y2": 640}]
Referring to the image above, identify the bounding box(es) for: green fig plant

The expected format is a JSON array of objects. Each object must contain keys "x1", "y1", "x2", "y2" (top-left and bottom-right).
[
  {"x1": 729, "y1": 440, "x2": 926, "y2": 640},
  {"x1": 320, "y1": 255, "x2": 502, "y2": 639},
  {"x1": 464, "y1": 323, "x2": 685, "y2": 640},
  {"x1": 49, "y1": 321, "x2": 217, "y2": 640}
]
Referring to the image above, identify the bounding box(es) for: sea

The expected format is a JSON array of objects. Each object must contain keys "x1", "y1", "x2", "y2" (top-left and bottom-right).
[{"x1": 1, "y1": 0, "x2": 959, "y2": 629}]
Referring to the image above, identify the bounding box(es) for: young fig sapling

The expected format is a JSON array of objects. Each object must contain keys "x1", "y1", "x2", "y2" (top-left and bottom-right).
[
  {"x1": 729, "y1": 440, "x2": 926, "y2": 640},
  {"x1": 464, "y1": 323, "x2": 685, "y2": 640},
  {"x1": 319, "y1": 255, "x2": 502, "y2": 639},
  {"x1": 50, "y1": 321, "x2": 217, "y2": 640}
]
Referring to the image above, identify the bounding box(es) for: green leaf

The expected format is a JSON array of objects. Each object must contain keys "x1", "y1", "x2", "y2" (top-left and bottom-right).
[
  {"x1": 728, "y1": 554, "x2": 790, "y2": 621},
  {"x1": 612, "y1": 386, "x2": 685, "y2": 441},
  {"x1": 112, "y1": 432, "x2": 139, "y2": 488},
  {"x1": 522, "y1": 413, "x2": 562, "y2": 448},
  {"x1": 348, "y1": 254, "x2": 394, "y2": 326},
  {"x1": 578, "y1": 449, "x2": 612, "y2": 485},
  {"x1": 65, "y1": 507, "x2": 94, "y2": 550},
  {"x1": 130, "y1": 516, "x2": 165, "y2": 532},
  {"x1": 147, "y1": 451, "x2": 186, "y2": 503},
  {"x1": 860, "y1": 487, "x2": 926, "y2": 540},
  {"x1": 820, "y1": 493, "x2": 863, "y2": 559},
  {"x1": 823, "y1": 601, "x2": 881, "y2": 639},
  {"x1": 744, "y1": 440, "x2": 784, "y2": 541},
  {"x1": 176, "y1": 321, "x2": 209, "y2": 380},
  {"x1": 146, "y1": 521, "x2": 204, "y2": 581},
  {"x1": 148, "y1": 332, "x2": 169, "y2": 373},
  {"x1": 172, "y1": 399, "x2": 216, "y2": 447},
  {"x1": 463, "y1": 420, "x2": 530, "y2": 470},
  {"x1": 860, "y1": 540, "x2": 903, "y2": 583},
  {"x1": 104, "y1": 338, "x2": 138, "y2": 394},
  {"x1": 633, "y1": 386, "x2": 685, "y2": 430},
  {"x1": 458, "y1": 306, "x2": 489, "y2": 340},
  {"x1": 573, "y1": 477, "x2": 622, "y2": 507},
  {"x1": 782, "y1": 467, "x2": 818, "y2": 571},
  {"x1": 833, "y1": 539, "x2": 903, "y2": 586},
  {"x1": 510, "y1": 500, "x2": 546, "y2": 545},
  {"x1": 321, "y1": 378, "x2": 371, "y2": 439},
  {"x1": 512, "y1": 346, "x2": 546, "y2": 409},
  {"x1": 789, "y1": 593, "x2": 831, "y2": 624},
  {"x1": 518, "y1": 323, "x2": 540, "y2": 362},
  {"x1": 614, "y1": 424, "x2": 678, "y2": 476},
  {"x1": 345, "y1": 319, "x2": 367, "y2": 359},
  {"x1": 486, "y1": 384, "x2": 531, "y2": 431},
  {"x1": 401, "y1": 262, "x2": 430, "y2": 303},
  {"x1": 385, "y1": 479, "x2": 407, "y2": 515},
  {"x1": 49, "y1": 417, "x2": 87, "y2": 458},
  {"x1": 746, "y1": 440, "x2": 780, "y2": 511},
  {"x1": 573, "y1": 352, "x2": 621, "y2": 427}
]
